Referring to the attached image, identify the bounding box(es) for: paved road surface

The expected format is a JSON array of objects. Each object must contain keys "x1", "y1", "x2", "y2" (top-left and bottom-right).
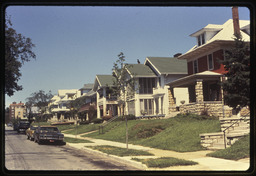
[{"x1": 5, "y1": 127, "x2": 138, "y2": 171}]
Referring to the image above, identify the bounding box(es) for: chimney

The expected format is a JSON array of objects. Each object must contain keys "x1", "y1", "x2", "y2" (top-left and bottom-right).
[{"x1": 232, "y1": 6, "x2": 240, "y2": 36}]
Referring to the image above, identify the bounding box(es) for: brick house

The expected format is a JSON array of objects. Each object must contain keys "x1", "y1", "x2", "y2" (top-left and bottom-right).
[{"x1": 166, "y1": 9, "x2": 250, "y2": 117}]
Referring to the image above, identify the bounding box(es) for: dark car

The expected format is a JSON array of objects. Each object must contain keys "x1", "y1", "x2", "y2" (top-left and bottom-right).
[
  {"x1": 17, "y1": 121, "x2": 30, "y2": 133},
  {"x1": 34, "y1": 126, "x2": 65, "y2": 145}
]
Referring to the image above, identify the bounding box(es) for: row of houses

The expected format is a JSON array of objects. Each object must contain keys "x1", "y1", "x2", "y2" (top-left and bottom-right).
[{"x1": 47, "y1": 10, "x2": 250, "y2": 123}]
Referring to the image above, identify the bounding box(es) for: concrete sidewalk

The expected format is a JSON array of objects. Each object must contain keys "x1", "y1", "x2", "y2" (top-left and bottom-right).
[{"x1": 64, "y1": 133, "x2": 250, "y2": 171}]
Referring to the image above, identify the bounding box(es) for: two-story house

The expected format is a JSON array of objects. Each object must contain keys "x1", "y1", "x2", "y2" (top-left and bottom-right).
[
  {"x1": 93, "y1": 75, "x2": 119, "y2": 118},
  {"x1": 122, "y1": 63, "x2": 158, "y2": 117},
  {"x1": 50, "y1": 89, "x2": 80, "y2": 121},
  {"x1": 144, "y1": 57, "x2": 188, "y2": 115},
  {"x1": 77, "y1": 84, "x2": 97, "y2": 121},
  {"x1": 166, "y1": 10, "x2": 250, "y2": 117}
]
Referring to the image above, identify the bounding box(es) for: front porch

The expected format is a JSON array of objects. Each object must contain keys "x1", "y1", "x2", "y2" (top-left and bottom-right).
[{"x1": 167, "y1": 71, "x2": 232, "y2": 118}]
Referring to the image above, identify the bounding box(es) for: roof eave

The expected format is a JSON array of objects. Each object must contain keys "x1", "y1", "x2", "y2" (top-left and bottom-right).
[{"x1": 177, "y1": 40, "x2": 231, "y2": 60}]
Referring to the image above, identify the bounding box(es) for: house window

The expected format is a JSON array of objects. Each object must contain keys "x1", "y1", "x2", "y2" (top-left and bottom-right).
[
  {"x1": 139, "y1": 78, "x2": 156, "y2": 94},
  {"x1": 193, "y1": 60, "x2": 198, "y2": 73},
  {"x1": 208, "y1": 54, "x2": 214, "y2": 70},
  {"x1": 197, "y1": 33, "x2": 205, "y2": 46},
  {"x1": 197, "y1": 35, "x2": 201, "y2": 46},
  {"x1": 140, "y1": 99, "x2": 154, "y2": 115}
]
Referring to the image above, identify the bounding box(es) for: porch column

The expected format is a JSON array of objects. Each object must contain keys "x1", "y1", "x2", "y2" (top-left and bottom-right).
[
  {"x1": 103, "y1": 88, "x2": 106, "y2": 116},
  {"x1": 96, "y1": 91, "x2": 101, "y2": 118},
  {"x1": 195, "y1": 79, "x2": 204, "y2": 103},
  {"x1": 195, "y1": 79, "x2": 204, "y2": 115},
  {"x1": 159, "y1": 97, "x2": 163, "y2": 114}
]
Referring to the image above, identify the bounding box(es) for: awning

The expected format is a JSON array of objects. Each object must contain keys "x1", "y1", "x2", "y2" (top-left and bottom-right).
[
  {"x1": 78, "y1": 103, "x2": 96, "y2": 113},
  {"x1": 167, "y1": 71, "x2": 222, "y2": 88}
]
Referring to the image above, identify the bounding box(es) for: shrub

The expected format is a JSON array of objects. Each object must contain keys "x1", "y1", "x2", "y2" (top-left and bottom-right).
[
  {"x1": 115, "y1": 114, "x2": 136, "y2": 121},
  {"x1": 200, "y1": 108, "x2": 209, "y2": 116},
  {"x1": 102, "y1": 115, "x2": 113, "y2": 121},
  {"x1": 91, "y1": 118, "x2": 103, "y2": 124},
  {"x1": 79, "y1": 121, "x2": 90, "y2": 125},
  {"x1": 125, "y1": 114, "x2": 136, "y2": 121}
]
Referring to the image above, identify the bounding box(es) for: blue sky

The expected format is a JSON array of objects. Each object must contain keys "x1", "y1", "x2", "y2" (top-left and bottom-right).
[{"x1": 5, "y1": 6, "x2": 250, "y2": 107}]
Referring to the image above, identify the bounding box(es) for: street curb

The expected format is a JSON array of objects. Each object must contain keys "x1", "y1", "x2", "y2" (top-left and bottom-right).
[{"x1": 66, "y1": 143, "x2": 148, "y2": 170}]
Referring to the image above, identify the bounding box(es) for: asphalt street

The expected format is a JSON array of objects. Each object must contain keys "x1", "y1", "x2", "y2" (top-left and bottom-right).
[{"x1": 4, "y1": 127, "x2": 139, "y2": 171}]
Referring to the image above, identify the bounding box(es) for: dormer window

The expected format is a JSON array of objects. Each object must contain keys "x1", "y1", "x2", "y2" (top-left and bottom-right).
[{"x1": 197, "y1": 33, "x2": 205, "y2": 46}]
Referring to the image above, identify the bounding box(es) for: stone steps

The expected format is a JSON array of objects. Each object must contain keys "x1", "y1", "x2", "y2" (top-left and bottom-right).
[{"x1": 200, "y1": 115, "x2": 250, "y2": 150}]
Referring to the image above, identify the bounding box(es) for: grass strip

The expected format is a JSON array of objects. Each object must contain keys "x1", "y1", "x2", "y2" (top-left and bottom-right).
[
  {"x1": 206, "y1": 135, "x2": 249, "y2": 160},
  {"x1": 64, "y1": 124, "x2": 101, "y2": 135},
  {"x1": 87, "y1": 145, "x2": 154, "y2": 157},
  {"x1": 64, "y1": 137, "x2": 93, "y2": 143},
  {"x1": 132, "y1": 157, "x2": 198, "y2": 168}
]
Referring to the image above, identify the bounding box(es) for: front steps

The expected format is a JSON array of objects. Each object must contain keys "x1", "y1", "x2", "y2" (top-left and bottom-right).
[{"x1": 200, "y1": 116, "x2": 250, "y2": 150}]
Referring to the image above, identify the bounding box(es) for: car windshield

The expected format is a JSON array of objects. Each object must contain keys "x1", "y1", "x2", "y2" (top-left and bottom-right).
[
  {"x1": 40, "y1": 127, "x2": 59, "y2": 132},
  {"x1": 20, "y1": 122, "x2": 30, "y2": 125}
]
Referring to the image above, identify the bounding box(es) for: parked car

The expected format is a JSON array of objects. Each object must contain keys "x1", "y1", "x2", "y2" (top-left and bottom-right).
[
  {"x1": 26, "y1": 126, "x2": 38, "y2": 141},
  {"x1": 17, "y1": 121, "x2": 30, "y2": 133},
  {"x1": 34, "y1": 126, "x2": 65, "y2": 145}
]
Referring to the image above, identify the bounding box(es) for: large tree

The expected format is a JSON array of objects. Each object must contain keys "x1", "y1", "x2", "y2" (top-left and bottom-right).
[
  {"x1": 5, "y1": 15, "x2": 36, "y2": 96},
  {"x1": 221, "y1": 34, "x2": 250, "y2": 110},
  {"x1": 26, "y1": 90, "x2": 53, "y2": 120}
]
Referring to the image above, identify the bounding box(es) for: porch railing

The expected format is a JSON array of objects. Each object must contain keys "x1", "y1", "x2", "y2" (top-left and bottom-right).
[
  {"x1": 223, "y1": 112, "x2": 250, "y2": 148},
  {"x1": 99, "y1": 115, "x2": 123, "y2": 134}
]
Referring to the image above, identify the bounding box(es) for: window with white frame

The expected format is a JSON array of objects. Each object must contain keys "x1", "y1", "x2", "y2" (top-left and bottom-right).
[
  {"x1": 140, "y1": 99, "x2": 154, "y2": 115},
  {"x1": 197, "y1": 33, "x2": 205, "y2": 46},
  {"x1": 193, "y1": 60, "x2": 198, "y2": 73},
  {"x1": 208, "y1": 54, "x2": 214, "y2": 70}
]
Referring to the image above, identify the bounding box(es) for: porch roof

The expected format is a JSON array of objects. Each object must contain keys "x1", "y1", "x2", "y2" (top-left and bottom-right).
[{"x1": 167, "y1": 71, "x2": 222, "y2": 87}]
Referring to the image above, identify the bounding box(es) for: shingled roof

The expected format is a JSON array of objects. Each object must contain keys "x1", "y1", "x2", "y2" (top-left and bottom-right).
[
  {"x1": 145, "y1": 57, "x2": 187, "y2": 75},
  {"x1": 125, "y1": 64, "x2": 157, "y2": 78}
]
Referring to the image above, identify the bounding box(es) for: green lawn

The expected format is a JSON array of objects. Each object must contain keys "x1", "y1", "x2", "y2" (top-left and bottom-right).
[
  {"x1": 87, "y1": 145, "x2": 154, "y2": 157},
  {"x1": 62, "y1": 123, "x2": 101, "y2": 135},
  {"x1": 84, "y1": 114, "x2": 221, "y2": 152},
  {"x1": 206, "y1": 135, "x2": 250, "y2": 160},
  {"x1": 132, "y1": 157, "x2": 198, "y2": 168}
]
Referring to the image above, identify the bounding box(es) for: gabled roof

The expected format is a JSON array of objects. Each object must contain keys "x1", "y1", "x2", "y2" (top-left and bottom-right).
[
  {"x1": 125, "y1": 64, "x2": 157, "y2": 78},
  {"x1": 190, "y1": 24, "x2": 223, "y2": 37},
  {"x1": 58, "y1": 89, "x2": 78, "y2": 97},
  {"x1": 79, "y1": 83, "x2": 94, "y2": 90},
  {"x1": 145, "y1": 57, "x2": 187, "y2": 75},
  {"x1": 93, "y1": 75, "x2": 115, "y2": 91},
  {"x1": 178, "y1": 19, "x2": 250, "y2": 60}
]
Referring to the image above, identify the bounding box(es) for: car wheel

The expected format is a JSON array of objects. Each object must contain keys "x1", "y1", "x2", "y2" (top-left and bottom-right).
[
  {"x1": 38, "y1": 140, "x2": 42, "y2": 145},
  {"x1": 30, "y1": 137, "x2": 34, "y2": 141}
]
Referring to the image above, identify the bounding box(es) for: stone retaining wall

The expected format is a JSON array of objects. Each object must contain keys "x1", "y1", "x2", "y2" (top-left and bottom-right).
[
  {"x1": 180, "y1": 101, "x2": 232, "y2": 118},
  {"x1": 240, "y1": 107, "x2": 250, "y2": 117}
]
